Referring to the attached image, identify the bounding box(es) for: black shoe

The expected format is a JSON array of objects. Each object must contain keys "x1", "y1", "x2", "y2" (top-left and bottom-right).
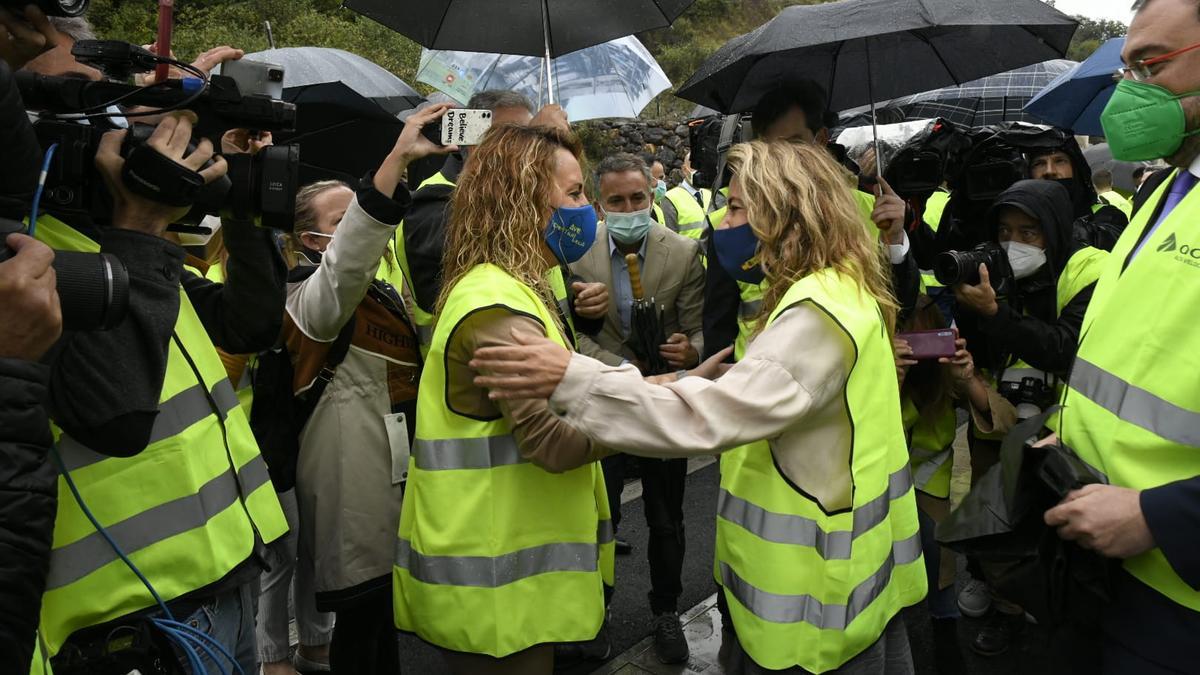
[
  {"x1": 615, "y1": 537, "x2": 633, "y2": 555},
  {"x1": 552, "y1": 620, "x2": 611, "y2": 671},
  {"x1": 970, "y1": 611, "x2": 1022, "y2": 658},
  {"x1": 652, "y1": 612, "x2": 690, "y2": 664}
]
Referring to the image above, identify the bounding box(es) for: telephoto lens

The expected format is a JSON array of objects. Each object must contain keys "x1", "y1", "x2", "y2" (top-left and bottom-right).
[
  {"x1": 0, "y1": 218, "x2": 129, "y2": 331},
  {"x1": 1, "y1": 0, "x2": 89, "y2": 17}
]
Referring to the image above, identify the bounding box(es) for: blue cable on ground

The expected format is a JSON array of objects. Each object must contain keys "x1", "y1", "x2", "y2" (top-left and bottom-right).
[{"x1": 27, "y1": 143, "x2": 58, "y2": 238}]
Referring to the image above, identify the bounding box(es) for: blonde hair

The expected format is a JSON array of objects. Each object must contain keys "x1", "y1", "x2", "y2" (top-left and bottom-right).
[
  {"x1": 726, "y1": 140, "x2": 898, "y2": 334},
  {"x1": 438, "y1": 124, "x2": 584, "y2": 332},
  {"x1": 287, "y1": 179, "x2": 394, "y2": 271}
]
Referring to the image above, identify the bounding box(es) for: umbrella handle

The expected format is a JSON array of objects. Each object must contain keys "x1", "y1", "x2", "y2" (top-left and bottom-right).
[{"x1": 626, "y1": 254, "x2": 645, "y2": 301}]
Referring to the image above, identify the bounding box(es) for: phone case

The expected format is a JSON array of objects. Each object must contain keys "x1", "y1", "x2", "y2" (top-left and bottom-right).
[
  {"x1": 897, "y1": 329, "x2": 957, "y2": 361},
  {"x1": 441, "y1": 109, "x2": 493, "y2": 146}
]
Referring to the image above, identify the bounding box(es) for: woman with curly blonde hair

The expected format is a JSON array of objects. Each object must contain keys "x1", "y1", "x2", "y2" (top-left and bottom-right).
[
  {"x1": 472, "y1": 140, "x2": 928, "y2": 674},
  {"x1": 392, "y1": 123, "x2": 613, "y2": 675}
]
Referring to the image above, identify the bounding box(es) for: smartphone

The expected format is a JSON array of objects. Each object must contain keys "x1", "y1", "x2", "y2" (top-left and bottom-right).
[
  {"x1": 440, "y1": 109, "x2": 492, "y2": 146},
  {"x1": 896, "y1": 329, "x2": 957, "y2": 361},
  {"x1": 215, "y1": 58, "x2": 285, "y2": 99}
]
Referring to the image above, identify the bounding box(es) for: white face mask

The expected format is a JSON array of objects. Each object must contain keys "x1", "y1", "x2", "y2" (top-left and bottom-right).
[
  {"x1": 1002, "y1": 240, "x2": 1047, "y2": 280},
  {"x1": 604, "y1": 206, "x2": 653, "y2": 245},
  {"x1": 177, "y1": 215, "x2": 222, "y2": 247}
]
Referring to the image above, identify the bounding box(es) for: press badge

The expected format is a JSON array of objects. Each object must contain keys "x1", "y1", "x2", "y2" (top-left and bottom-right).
[{"x1": 384, "y1": 412, "x2": 411, "y2": 484}]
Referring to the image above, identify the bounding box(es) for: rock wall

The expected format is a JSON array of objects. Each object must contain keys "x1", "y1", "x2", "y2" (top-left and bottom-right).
[{"x1": 581, "y1": 119, "x2": 691, "y2": 178}]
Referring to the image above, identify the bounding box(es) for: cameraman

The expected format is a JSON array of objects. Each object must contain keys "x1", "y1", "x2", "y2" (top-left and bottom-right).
[
  {"x1": 950, "y1": 179, "x2": 1107, "y2": 655},
  {"x1": 0, "y1": 233, "x2": 61, "y2": 675}
]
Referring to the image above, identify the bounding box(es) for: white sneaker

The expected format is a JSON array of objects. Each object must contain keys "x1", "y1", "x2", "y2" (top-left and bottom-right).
[{"x1": 957, "y1": 578, "x2": 993, "y2": 618}]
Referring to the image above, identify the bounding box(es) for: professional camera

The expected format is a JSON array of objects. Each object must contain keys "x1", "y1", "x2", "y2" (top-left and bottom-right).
[
  {"x1": 933, "y1": 242, "x2": 1012, "y2": 287},
  {"x1": 17, "y1": 40, "x2": 300, "y2": 230},
  {"x1": 998, "y1": 373, "x2": 1056, "y2": 421},
  {"x1": 0, "y1": 0, "x2": 87, "y2": 16},
  {"x1": 0, "y1": 217, "x2": 128, "y2": 330},
  {"x1": 687, "y1": 113, "x2": 753, "y2": 188},
  {"x1": 32, "y1": 119, "x2": 299, "y2": 230}
]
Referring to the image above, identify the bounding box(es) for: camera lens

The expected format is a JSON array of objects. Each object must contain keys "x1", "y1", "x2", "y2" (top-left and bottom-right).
[
  {"x1": 53, "y1": 250, "x2": 130, "y2": 331},
  {"x1": 933, "y1": 250, "x2": 980, "y2": 286}
]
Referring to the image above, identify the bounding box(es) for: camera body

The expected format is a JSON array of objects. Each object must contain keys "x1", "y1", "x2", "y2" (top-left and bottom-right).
[
  {"x1": 933, "y1": 241, "x2": 1012, "y2": 289},
  {"x1": 31, "y1": 120, "x2": 299, "y2": 230},
  {"x1": 999, "y1": 373, "x2": 1056, "y2": 421}
]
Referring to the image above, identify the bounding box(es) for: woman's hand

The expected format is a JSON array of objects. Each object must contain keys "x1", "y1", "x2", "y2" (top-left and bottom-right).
[
  {"x1": 893, "y1": 337, "x2": 917, "y2": 387},
  {"x1": 940, "y1": 336, "x2": 975, "y2": 394},
  {"x1": 374, "y1": 103, "x2": 459, "y2": 197},
  {"x1": 471, "y1": 329, "x2": 571, "y2": 400},
  {"x1": 687, "y1": 346, "x2": 733, "y2": 381}
]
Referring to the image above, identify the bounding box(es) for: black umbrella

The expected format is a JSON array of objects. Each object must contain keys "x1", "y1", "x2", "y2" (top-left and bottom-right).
[
  {"x1": 244, "y1": 46, "x2": 425, "y2": 116},
  {"x1": 623, "y1": 254, "x2": 669, "y2": 375},
  {"x1": 279, "y1": 81, "x2": 403, "y2": 185},
  {"x1": 343, "y1": 0, "x2": 695, "y2": 103},
  {"x1": 675, "y1": 0, "x2": 1077, "y2": 166}
]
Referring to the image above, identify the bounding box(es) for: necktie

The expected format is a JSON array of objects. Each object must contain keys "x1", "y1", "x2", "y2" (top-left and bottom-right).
[
  {"x1": 1132, "y1": 171, "x2": 1198, "y2": 261},
  {"x1": 694, "y1": 190, "x2": 705, "y2": 208}
]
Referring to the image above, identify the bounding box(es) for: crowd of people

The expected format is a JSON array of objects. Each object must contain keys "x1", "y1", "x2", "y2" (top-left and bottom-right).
[{"x1": 1, "y1": 0, "x2": 1198, "y2": 674}]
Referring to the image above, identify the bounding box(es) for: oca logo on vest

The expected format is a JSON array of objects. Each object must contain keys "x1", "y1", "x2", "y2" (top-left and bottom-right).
[{"x1": 1156, "y1": 233, "x2": 1200, "y2": 267}]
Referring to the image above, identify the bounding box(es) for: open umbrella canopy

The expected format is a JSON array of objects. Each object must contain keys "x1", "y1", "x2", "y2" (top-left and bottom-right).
[
  {"x1": 839, "y1": 59, "x2": 1075, "y2": 128},
  {"x1": 416, "y1": 36, "x2": 671, "y2": 121},
  {"x1": 278, "y1": 81, "x2": 403, "y2": 184},
  {"x1": 676, "y1": 0, "x2": 1078, "y2": 114},
  {"x1": 244, "y1": 46, "x2": 424, "y2": 114},
  {"x1": 1025, "y1": 37, "x2": 1125, "y2": 136},
  {"x1": 344, "y1": 0, "x2": 695, "y2": 58}
]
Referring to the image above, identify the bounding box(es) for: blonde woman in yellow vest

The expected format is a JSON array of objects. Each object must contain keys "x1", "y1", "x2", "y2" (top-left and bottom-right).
[
  {"x1": 473, "y1": 140, "x2": 927, "y2": 674},
  {"x1": 393, "y1": 124, "x2": 614, "y2": 675}
]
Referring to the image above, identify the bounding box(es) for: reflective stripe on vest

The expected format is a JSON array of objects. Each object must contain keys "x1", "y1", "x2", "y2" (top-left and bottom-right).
[
  {"x1": 664, "y1": 187, "x2": 707, "y2": 236},
  {"x1": 412, "y1": 436, "x2": 525, "y2": 471},
  {"x1": 739, "y1": 298, "x2": 763, "y2": 320},
  {"x1": 57, "y1": 378, "x2": 240, "y2": 473},
  {"x1": 45, "y1": 453, "x2": 271, "y2": 590},
  {"x1": 719, "y1": 530, "x2": 922, "y2": 629},
  {"x1": 717, "y1": 466, "x2": 913, "y2": 560},
  {"x1": 394, "y1": 263, "x2": 611, "y2": 656},
  {"x1": 910, "y1": 448, "x2": 952, "y2": 492},
  {"x1": 1059, "y1": 170, "x2": 1200, "y2": 611}
]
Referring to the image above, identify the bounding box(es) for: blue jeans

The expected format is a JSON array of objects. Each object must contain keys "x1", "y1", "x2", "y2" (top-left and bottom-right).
[{"x1": 170, "y1": 583, "x2": 258, "y2": 675}]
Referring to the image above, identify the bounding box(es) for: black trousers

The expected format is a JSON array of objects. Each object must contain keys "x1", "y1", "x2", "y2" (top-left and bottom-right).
[
  {"x1": 602, "y1": 454, "x2": 687, "y2": 614},
  {"x1": 329, "y1": 588, "x2": 399, "y2": 674}
]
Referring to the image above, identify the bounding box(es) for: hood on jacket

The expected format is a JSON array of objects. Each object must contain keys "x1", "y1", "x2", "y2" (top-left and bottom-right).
[{"x1": 988, "y1": 179, "x2": 1078, "y2": 274}]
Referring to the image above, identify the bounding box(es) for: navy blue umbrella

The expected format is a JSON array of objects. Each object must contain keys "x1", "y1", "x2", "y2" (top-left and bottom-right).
[{"x1": 1025, "y1": 37, "x2": 1125, "y2": 136}]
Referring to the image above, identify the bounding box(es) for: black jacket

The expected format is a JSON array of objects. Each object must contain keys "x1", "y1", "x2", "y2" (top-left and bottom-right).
[
  {"x1": 973, "y1": 179, "x2": 1094, "y2": 376},
  {"x1": 0, "y1": 358, "x2": 57, "y2": 675},
  {"x1": 401, "y1": 154, "x2": 604, "y2": 338}
]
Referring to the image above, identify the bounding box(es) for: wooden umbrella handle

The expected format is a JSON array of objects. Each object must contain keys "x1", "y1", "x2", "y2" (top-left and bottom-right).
[{"x1": 625, "y1": 254, "x2": 645, "y2": 301}]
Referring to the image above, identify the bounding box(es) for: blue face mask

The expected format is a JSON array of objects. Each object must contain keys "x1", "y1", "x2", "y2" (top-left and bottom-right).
[
  {"x1": 545, "y1": 204, "x2": 598, "y2": 265},
  {"x1": 712, "y1": 223, "x2": 765, "y2": 284},
  {"x1": 654, "y1": 180, "x2": 668, "y2": 203}
]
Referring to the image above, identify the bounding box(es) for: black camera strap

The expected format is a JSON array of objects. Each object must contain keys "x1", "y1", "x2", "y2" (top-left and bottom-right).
[{"x1": 120, "y1": 144, "x2": 205, "y2": 207}]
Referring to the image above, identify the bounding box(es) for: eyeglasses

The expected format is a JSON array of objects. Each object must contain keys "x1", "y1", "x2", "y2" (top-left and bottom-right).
[{"x1": 1115, "y1": 41, "x2": 1200, "y2": 82}]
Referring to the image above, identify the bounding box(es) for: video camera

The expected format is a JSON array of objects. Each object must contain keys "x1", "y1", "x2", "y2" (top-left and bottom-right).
[
  {"x1": 18, "y1": 40, "x2": 299, "y2": 230},
  {"x1": 933, "y1": 241, "x2": 1013, "y2": 289},
  {"x1": 0, "y1": 0, "x2": 87, "y2": 16}
]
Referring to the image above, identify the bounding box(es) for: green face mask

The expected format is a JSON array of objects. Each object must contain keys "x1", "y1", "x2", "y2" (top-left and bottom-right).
[{"x1": 1101, "y1": 79, "x2": 1200, "y2": 161}]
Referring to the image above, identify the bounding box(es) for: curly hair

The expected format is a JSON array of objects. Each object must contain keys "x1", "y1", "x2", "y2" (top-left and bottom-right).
[
  {"x1": 437, "y1": 124, "x2": 585, "y2": 333},
  {"x1": 726, "y1": 140, "x2": 898, "y2": 335}
]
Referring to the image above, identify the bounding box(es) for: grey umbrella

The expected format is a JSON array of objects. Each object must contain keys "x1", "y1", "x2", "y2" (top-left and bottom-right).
[
  {"x1": 343, "y1": 0, "x2": 694, "y2": 104},
  {"x1": 243, "y1": 46, "x2": 424, "y2": 115},
  {"x1": 675, "y1": 0, "x2": 1077, "y2": 166},
  {"x1": 840, "y1": 59, "x2": 1077, "y2": 129}
]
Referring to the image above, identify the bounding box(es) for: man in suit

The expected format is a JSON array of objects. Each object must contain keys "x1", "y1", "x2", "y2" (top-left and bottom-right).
[{"x1": 571, "y1": 153, "x2": 704, "y2": 665}]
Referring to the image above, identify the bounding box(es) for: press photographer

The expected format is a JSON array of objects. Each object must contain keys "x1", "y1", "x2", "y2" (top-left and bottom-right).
[
  {"x1": 1, "y1": 9, "x2": 291, "y2": 671},
  {"x1": 941, "y1": 179, "x2": 1107, "y2": 416}
]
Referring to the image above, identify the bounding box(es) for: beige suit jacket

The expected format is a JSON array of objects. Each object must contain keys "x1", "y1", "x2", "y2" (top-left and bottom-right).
[{"x1": 570, "y1": 222, "x2": 705, "y2": 367}]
